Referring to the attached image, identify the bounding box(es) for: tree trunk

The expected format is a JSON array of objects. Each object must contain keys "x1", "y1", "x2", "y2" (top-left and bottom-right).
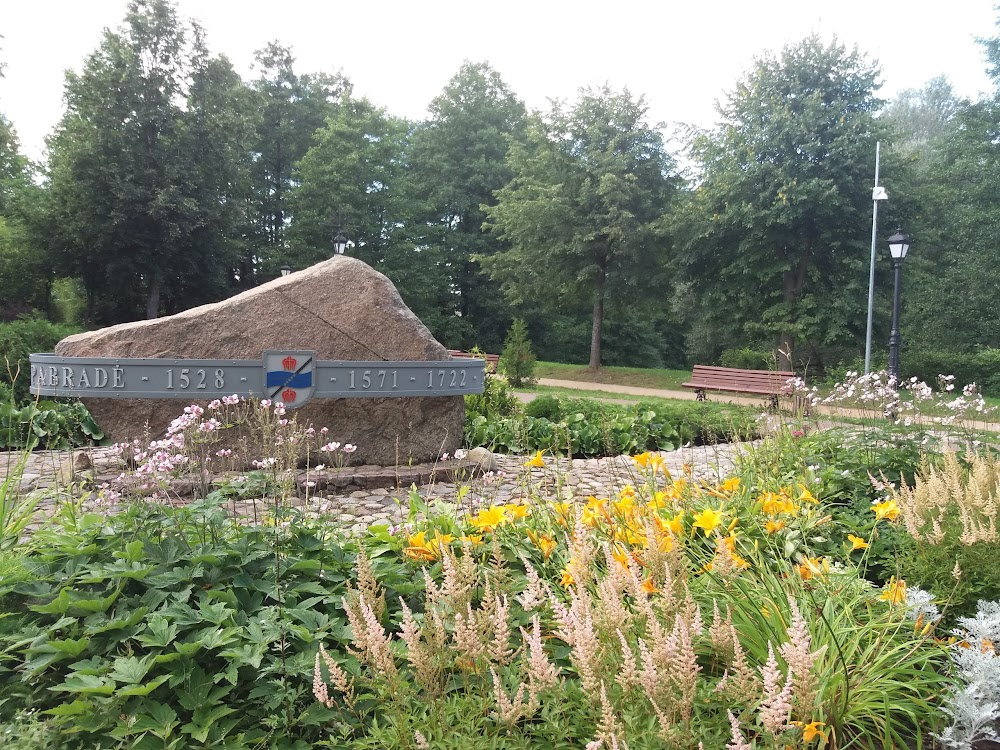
[
  {"x1": 146, "y1": 273, "x2": 161, "y2": 320},
  {"x1": 588, "y1": 265, "x2": 606, "y2": 371},
  {"x1": 779, "y1": 258, "x2": 808, "y2": 371}
]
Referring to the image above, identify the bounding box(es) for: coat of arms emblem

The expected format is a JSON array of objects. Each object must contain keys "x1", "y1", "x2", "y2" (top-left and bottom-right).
[{"x1": 263, "y1": 350, "x2": 316, "y2": 407}]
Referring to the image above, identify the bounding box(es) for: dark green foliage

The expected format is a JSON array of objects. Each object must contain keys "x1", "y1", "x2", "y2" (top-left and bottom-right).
[
  {"x1": 45, "y1": 0, "x2": 257, "y2": 323},
  {"x1": 483, "y1": 86, "x2": 680, "y2": 370},
  {"x1": 498, "y1": 318, "x2": 536, "y2": 387},
  {"x1": 244, "y1": 42, "x2": 348, "y2": 285},
  {"x1": 897, "y1": 534, "x2": 1000, "y2": 621},
  {"x1": 0, "y1": 318, "x2": 81, "y2": 404},
  {"x1": 719, "y1": 347, "x2": 775, "y2": 370},
  {"x1": 632, "y1": 400, "x2": 759, "y2": 447},
  {"x1": 405, "y1": 61, "x2": 527, "y2": 351},
  {"x1": 522, "y1": 395, "x2": 562, "y2": 420},
  {"x1": 0, "y1": 499, "x2": 411, "y2": 749},
  {"x1": 901, "y1": 348, "x2": 1000, "y2": 396}
]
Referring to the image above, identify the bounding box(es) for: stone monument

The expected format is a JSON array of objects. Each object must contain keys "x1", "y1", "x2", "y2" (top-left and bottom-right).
[{"x1": 49, "y1": 257, "x2": 469, "y2": 466}]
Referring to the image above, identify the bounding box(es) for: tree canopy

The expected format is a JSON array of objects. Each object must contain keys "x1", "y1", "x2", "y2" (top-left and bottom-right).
[
  {"x1": 6, "y1": 0, "x2": 1000, "y2": 380},
  {"x1": 483, "y1": 86, "x2": 679, "y2": 369},
  {"x1": 677, "y1": 36, "x2": 888, "y2": 370}
]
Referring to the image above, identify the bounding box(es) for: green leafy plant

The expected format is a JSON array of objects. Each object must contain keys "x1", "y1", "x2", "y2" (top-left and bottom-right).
[{"x1": 0, "y1": 400, "x2": 104, "y2": 450}]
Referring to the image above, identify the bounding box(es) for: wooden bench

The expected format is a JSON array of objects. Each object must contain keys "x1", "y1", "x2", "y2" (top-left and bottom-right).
[
  {"x1": 682, "y1": 365, "x2": 797, "y2": 409},
  {"x1": 449, "y1": 349, "x2": 500, "y2": 374}
]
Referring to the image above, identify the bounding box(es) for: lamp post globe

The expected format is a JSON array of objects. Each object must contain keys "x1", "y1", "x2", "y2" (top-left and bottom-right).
[
  {"x1": 280, "y1": 264, "x2": 292, "y2": 277},
  {"x1": 332, "y1": 230, "x2": 348, "y2": 255},
  {"x1": 886, "y1": 229, "x2": 910, "y2": 383}
]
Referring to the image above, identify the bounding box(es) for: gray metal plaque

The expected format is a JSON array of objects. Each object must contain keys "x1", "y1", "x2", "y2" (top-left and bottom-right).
[{"x1": 29, "y1": 351, "x2": 485, "y2": 408}]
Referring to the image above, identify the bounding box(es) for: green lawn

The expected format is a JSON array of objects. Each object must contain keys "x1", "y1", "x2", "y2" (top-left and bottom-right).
[
  {"x1": 519, "y1": 383, "x2": 690, "y2": 406},
  {"x1": 531, "y1": 361, "x2": 692, "y2": 391}
]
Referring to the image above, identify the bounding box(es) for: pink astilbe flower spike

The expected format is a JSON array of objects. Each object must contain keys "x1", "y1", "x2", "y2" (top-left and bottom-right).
[
  {"x1": 780, "y1": 596, "x2": 826, "y2": 715},
  {"x1": 520, "y1": 614, "x2": 560, "y2": 700},
  {"x1": 759, "y1": 642, "x2": 793, "y2": 734},
  {"x1": 726, "y1": 710, "x2": 753, "y2": 750}
]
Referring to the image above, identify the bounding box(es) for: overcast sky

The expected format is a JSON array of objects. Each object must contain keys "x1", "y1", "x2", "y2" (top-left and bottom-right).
[{"x1": 2, "y1": 0, "x2": 997, "y2": 162}]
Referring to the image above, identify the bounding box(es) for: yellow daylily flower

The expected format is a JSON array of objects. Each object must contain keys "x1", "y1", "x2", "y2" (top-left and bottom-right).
[
  {"x1": 403, "y1": 530, "x2": 437, "y2": 562},
  {"x1": 648, "y1": 490, "x2": 669, "y2": 510},
  {"x1": 792, "y1": 721, "x2": 827, "y2": 743},
  {"x1": 798, "y1": 484, "x2": 819, "y2": 504},
  {"x1": 404, "y1": 530, "x2": 453, "y2": 562},
  {"x1": 505, "y1": 503, "x2": 530, "y2": 520},
  {"x1": 796, "y1": 556, "x2": 828, "y2": 581},
  {"x1": 632, "y1": 452, "x2": 652, "y2": 468},
  {"x1": 691, "y1": 507, "x2": 724, "y2": 537},
  {"x1": 873, "y1": 499, "x2": 900, "y2": 522},
  {"x1": 526, "y1": 530, "x2": 557, "y2": 559},
  {"x1": 641, "y1": 577, "x2": 659, "y2": 595},
  {"x1": 719, "y1": 477, "x2": 741, "y2": 494},
  {"x1": 880, "y1": 577, "x2": 907, "y2": 605},
  {"x1": 611, "y1": 545, "x2": 631, "y2": 571},
  {"x1": 612, "y1": 494, "x2": 636, "y2": 518},
  {"x1": 560, "y1": 565, "x2": 575, "y2": 589},
  {"x1": 581, "y1": 505, "x2": 605, "y2": 529},
  {"x1": 549, "y1": 501, "x2": 573, "y2": 527},
  {"x1": 765, "y1": 519, "x2": 786, "y2": 534},
  {"x1": 469, "y1": 505, "x2": 507, "y2": 532},
  {"x1": 847, "y1": 534, "x2": 869, "y2": 550},
  {"x1": 761, "y1": 492, "x2": 795, "y2": 516},
  {"x1": 655, "y1": 511, "x2": 685, "y2": 537},
  {"x1": 524, "y1": 450, "x2": 546, "y2": 468},
  {"x1": 460, "y1": 534, "x2": 483, "y2": 546}
]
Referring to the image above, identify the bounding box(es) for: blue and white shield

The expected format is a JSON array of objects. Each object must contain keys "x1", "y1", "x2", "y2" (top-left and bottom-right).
[{"x1": 263, "y1": 350, "x2": 315, "y2": 408}]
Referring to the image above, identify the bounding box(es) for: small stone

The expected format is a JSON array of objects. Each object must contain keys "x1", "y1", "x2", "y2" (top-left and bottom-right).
[{"x1": 467, "y1": 446, "x2": 499, "y2": 473}]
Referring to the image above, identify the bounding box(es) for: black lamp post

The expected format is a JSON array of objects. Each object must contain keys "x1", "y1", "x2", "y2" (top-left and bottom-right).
[
  {"x1": 280, "y1": 264, "x2": 292, "y2": 277},
  {"x1": 886, "y1": 229, "x2": 910, "y2": 382}
]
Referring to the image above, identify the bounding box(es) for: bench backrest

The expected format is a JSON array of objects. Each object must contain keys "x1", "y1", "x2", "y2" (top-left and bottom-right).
[
  {"x1": 689, "y1": 365, "x2": 796, "y2": 392},
  {"x1": 449, "y1": 349, "x2": 500, "y2": 373}
]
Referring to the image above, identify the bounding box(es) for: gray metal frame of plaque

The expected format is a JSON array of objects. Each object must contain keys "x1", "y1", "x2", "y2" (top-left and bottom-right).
[{"x1": 29, "y1": 351, "x2": 485, "y2": 409}]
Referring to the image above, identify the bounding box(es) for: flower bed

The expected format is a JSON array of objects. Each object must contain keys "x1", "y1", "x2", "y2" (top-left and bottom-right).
[{"x1": 0, "y1": 383, "x2": 997, "y2": 749}]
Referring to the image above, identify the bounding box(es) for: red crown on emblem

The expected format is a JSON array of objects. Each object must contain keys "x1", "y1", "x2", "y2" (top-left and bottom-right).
[
  {"x1": 281, "y1": 388, "x2": 296, "y2": 403},
  {"x1": 282, "y1": 356, "x2": 297, "y2": 371}
]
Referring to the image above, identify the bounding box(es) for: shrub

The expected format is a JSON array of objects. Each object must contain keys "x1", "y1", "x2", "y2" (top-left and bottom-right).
[
  {"x1": 0, "y1": 317, "x2": 82, "y2": 405},
  {"x1": 720, "y1": 346, "x2": 775, "y2": 370},
  {"x1": 523, "y1": 394, "x2": 562, "y2": 420},
  {"x1": 464, "y1": 371, "x2": 519, "y2": 424},
  {"x1": 903, "y1": 348, "x2": 1000, "y2": 397},
  {"x1": 498, "y1": 318, "x2": 536, "y2": 387}
]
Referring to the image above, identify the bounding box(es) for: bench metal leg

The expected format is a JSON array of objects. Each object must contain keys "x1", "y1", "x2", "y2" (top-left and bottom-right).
[
  {"x1": 768, "y1": 394, "x2": 780, "y2": 411},
  {"x1": 695, "y1": 389, "x2": 706, "y2": 402}
]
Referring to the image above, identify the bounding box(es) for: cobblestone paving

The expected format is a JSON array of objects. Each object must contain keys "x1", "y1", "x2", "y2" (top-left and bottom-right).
[{"x1": 4, "y1": 442, "x2": 750, "y2": 535}]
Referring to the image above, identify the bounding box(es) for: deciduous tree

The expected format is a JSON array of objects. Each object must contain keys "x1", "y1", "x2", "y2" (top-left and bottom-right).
[
  {"x1": 483, "y1": 86, "x2": 678, "y2": 370},
  {"x1": 406, "y1": 62, "x2": 527, "y2": 349},
  {"x1": 677, "y1": 36, "x2": 888, "y2": 370}
]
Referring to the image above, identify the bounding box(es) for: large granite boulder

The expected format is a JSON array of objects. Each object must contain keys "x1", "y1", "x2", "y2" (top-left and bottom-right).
[{"x1": 55, "y1": 257, "x2": 464, "y2": 466}]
